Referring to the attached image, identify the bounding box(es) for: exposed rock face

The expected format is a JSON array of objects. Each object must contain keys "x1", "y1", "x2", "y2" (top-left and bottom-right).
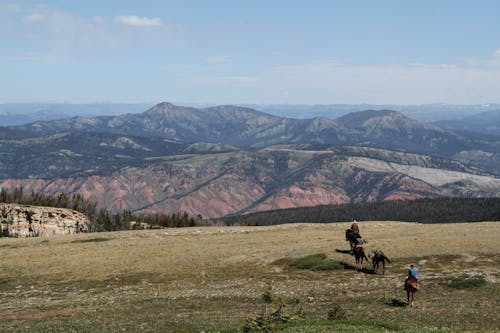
[
  {"x1": 0, "y1": 203, "x2": 90, "y2": 237},
  {"x1": 2, "y1": 145, "x2": 500, "y2": 219}
]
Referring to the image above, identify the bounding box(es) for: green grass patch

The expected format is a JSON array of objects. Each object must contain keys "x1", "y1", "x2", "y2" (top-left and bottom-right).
[
  {"x1": 0, "y1": 243, "x2": 19, "y2": 248},
  {"x1": 291, "y1": 253, "x2": 343, "y2": 271},
  {"x1": 71, "y1": 237, "x2": 112, "y2": 244},
  {"x1": 447, "y1": 275, "x2": 487, "y2": 289},
  {"x1": 262, "y1": 319, "x2": 455, "y2": 333}
]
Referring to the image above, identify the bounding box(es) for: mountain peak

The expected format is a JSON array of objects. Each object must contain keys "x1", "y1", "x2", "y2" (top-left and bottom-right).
[
  {"x1": 156, "y1": 102, "x2": 177, "y2": 108},
  {"x1": 143, "y1": 102, "x2": 198, "y2": 119},
  {"x1": 147, "y1": 102, "x2": 179, "y2": 112}
]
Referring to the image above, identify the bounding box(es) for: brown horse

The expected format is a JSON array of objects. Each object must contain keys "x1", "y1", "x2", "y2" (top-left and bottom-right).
[
  {"x1": 404, "y1": 278, "x2": 418, "y2": 306},
  {"x1": 371, "y1": 249, "x2": 391, "y2": 274},
  {"x1": 353, "y1": 246, "x2": 368, "y2": 270},
  {"x1": 345, "y1": 228, "x2": 365, "y2": 254}
]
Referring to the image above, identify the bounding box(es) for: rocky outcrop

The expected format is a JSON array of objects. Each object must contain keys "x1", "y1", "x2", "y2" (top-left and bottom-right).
[{"x1": 0, "y1": 203, "x2": 90, "y2": 237}]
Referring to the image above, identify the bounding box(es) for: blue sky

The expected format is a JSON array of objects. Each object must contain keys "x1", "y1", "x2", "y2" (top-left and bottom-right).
[{"x1": 1, "y1": 0, "x2": 500, "y2": 104}]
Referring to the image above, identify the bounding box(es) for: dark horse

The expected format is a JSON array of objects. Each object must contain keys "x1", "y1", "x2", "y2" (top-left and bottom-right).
[
  {"x1": 404, "y1": 278, "x2": 418, "y2": 307},
  {"x1": 345, "y1": 228, "x2": 364, "y2": 254},
  {"x1": 353, "y1": 246, "x2": 369, "y2": 270},
  {"x1": 370, "y1": 249, "x2": 391, "y2": 274}
]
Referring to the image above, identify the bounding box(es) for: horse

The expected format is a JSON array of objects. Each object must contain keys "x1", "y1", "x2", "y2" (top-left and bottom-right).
[
  {"x1": 404, "y1": 278, "x2": 418, "y2": 307},
  {"x1": 345, "y1": 228, "x2": 364, "y2": 254},
  {"x1": 370, "y1": 249, "x2": 391, "y2": 274},
  {"x1": 353, "y1": 246, "x2": 368, "y2": 270}
]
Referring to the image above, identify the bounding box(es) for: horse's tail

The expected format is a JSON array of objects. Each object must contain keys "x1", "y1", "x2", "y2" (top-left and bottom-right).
[
  {"x1": 405, "y1": 278, "x2": 418, "y2": 291},
  {"x1": 357, "y1": 247, "x2": 368, "y2": 260}
]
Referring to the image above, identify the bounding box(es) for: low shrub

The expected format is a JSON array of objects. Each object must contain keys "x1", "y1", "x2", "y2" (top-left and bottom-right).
[
  {"x1": 71, "y1": 237, "x2": 112, "y2": 243},
  {"x1": 447, "y1": 275, "x2": 487, "y2": 289},
  {"x1": 327, "y1": 303, "x2": 347, "y2": 322},
  {"x1": 242, "y1": 286, "x2": 304, "y2": 332},
  {"x1": 291, "y1": 253, "x2": 343, "y2": 271}
]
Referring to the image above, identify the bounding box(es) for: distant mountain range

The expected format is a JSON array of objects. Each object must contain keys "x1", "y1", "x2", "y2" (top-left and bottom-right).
[
  {"x1": 3, "y1": 102, "x2": 500, "y2": 124},
  {"x1": 246, "y1": 103, "x2": 500, "y2": 122},
  {"x1": 0, "y1": 103, "x2": 153, "y2": 126},
  {"x1": 8, "y1": 102, "x2": 500, "y2": 173},
  {"x1": 433, "y1": 110, "x2": 500, "y2": 137},
  {"x1": 1, "y1": 102, "x2": 499, "y2": 218}
]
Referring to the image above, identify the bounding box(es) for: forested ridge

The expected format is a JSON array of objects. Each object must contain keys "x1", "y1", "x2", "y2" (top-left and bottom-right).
[
  {"x1": 3, "y1": 187, "x2": 499, "y2": 230},
  {"x1": 216, "y1": 197, "x2": 500, "y2": 226},
  {"x1": 0, "y1": 187, "x2": 200, "y2": 231}
]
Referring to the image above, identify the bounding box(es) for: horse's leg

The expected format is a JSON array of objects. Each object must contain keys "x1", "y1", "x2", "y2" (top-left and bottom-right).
[
  {"x1": 408, "y1": 289, "x2": 415, "y2": 307},
  {"x1": 362, "y1": 252, "x2": 368, "y2": 270},
  {"x1": 381, "y1": 260, "x2": 385, "y2": 275}
]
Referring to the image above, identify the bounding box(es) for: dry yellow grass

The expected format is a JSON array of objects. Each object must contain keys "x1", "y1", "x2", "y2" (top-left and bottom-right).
[
  {"x1": 1, "y1": 221, "x2": 499, "y2": 332},
  {"x1": 2, "y1": 222, "x2": 498, "y2": 280}
]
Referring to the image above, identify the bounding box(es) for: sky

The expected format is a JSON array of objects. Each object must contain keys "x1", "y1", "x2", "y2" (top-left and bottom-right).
[{"x1": 1, "y1": 0, "x2": 500, "y2": 105}]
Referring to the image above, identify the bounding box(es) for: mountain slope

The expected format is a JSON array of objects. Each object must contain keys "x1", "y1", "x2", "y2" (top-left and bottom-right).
[
  {"x1": 9, "y1": 102, "x2": 497, "y2": 157},
  {"x1": 1, "y1": 142, "x2": 499, "y2": 218},
  {"x1": 0, "y1": 131, "x2": 241, "y2": 179},
  {"x1": 2, "y1": 103, "x2": 500, "y2": 217}
]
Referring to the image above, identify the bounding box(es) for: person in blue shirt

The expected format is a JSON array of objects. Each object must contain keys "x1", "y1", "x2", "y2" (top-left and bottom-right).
[
  {"x1": 408, "y1": 264, "x2": 419, "y2": 281},
  {"x1": 405, "y1": 264, "x2": 419, "y2": 306}
]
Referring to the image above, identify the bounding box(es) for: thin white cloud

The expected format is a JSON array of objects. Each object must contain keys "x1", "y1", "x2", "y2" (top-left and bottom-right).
[
  {"x1": 2, "y1": 4, "x2": 176, "y2": 54},
  {"x1": 205, "y1": 55, "x2": 232, "y2": 63},
  {"x1": 115, "y1": 15, "x2": 162, "y2": 27},
  {"x1": 268, "y1": 60, "x2": 500, "y2": 104},
  {"x1": 93, "y1": 16, "x2": 104, "y2": 23},
  {"x1": 22, "y1": 13, "x2": 45, "y2": 24},
  {"x1": 0, "y1": 52, "x2": 70, "y2": 63},
  {"x1": 495, "y1": 49, "x2": 500, "y2": 56}
]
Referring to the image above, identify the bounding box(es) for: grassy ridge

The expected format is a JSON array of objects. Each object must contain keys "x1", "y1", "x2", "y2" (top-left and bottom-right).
[{"x1": 0, "y1": 222, "x2": 498, "y2": 332}]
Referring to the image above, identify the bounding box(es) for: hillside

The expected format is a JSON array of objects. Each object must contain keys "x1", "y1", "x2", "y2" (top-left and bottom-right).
[
  {"x1": 1, "y1": 222, "x2": 498, "y2": 332},
  {"x1": 2, "y1": 142, "x2": 499, "y2": 218},
  {"x1": 2, "y1": 103, "x2": 500, "y2": 217}
]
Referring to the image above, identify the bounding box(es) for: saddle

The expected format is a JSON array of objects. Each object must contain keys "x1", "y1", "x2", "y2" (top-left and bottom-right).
[{"x1": 405, "y1": 278, "x2": 419, "y2": 290}]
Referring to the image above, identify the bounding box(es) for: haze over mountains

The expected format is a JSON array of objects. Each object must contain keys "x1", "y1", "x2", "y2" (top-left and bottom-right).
[
  {"x1": 3, "y1": 102, "x2": 500, "y2": 124},
  {"x1": 0, "y1": 103, "x2": 153, "y2": 126},
  {"x1": 1, "y1": 102, "x2": 499, "y2": 218},
  {"x1": 433, "y1": 109, "x2": 500, "y2": 137}
]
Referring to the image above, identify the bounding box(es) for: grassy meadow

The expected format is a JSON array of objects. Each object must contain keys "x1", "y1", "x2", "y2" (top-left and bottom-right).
[{"x1": 0, "y1": 221, "x2": 499, "y2": 332}]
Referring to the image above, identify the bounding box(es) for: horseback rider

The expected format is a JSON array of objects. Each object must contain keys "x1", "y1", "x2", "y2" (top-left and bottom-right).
[
  {"x1": 405, "y1": 264, "x2": 419, "y2": 306},
  {"x1": 405, "y1": 264, "x2": 419, "y2": 290},
  {"x1": 346, "y1": 220, "x2": 363, "y2": 254}
]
